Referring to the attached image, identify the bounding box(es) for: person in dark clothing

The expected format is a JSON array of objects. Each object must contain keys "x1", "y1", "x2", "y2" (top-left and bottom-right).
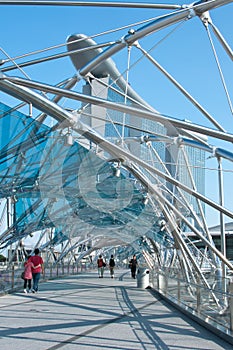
[
  {"x1": 109, "y1": 254, "x2": 115, "y2": 278},
  {"x1": 97, "y1": 254, "x2": 105, "y2": 278},
  {"x1": 129, "y1": 254, "x2": 138, "y2": 279}
]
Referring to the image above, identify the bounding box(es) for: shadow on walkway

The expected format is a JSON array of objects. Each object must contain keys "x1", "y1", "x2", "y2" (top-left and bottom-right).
[{"x1": 0, "y1": 269, "x2": 232, "y2": 350}]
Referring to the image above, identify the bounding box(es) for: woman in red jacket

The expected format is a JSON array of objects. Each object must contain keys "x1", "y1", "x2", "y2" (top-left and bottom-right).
[{"x1": 28, "y1": 248, "x2": 44, "y2": 293}]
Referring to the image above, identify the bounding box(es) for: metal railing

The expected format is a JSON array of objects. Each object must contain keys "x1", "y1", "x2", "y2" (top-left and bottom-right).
[
  {"x1": 0, "y1": 261, "x2": 91, "y2": 295},
  {"x1": 151, "y1": 267, "x2": 233, "y2": 342}
]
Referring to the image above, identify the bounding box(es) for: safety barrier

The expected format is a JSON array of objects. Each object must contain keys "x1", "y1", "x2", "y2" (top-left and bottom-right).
[
  {"x1": 0, "y1": 262, "x2": 90, "y2": 295},
  {"x1": 152, "y1": 268, "x2": 233, "y2": 342}
]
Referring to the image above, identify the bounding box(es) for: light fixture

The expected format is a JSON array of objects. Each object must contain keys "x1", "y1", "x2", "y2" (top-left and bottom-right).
[
  {"x1": 114, "y1": 167, "x2": 121, "y2": 177},
  {"x1": 34, "y1": 179, "x2": 39, "y2": 187},
  {"x1": 159, "y1": 220, "x2": 166, "y2": 231},
  {"x1": 64, "y1": 127, "x2": 74, "y2": 146},
  {"x1": 143, "y1": 195, "x2": 149, "y2": 205},
  {"x1": 113, "y1": 162, "x2": 121, "y2": 177},
  {"x1": 128, "y1": 28, "x2": 135, "y2": 35}
]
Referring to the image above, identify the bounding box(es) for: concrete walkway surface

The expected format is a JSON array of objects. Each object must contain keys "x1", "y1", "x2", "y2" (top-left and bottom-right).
[{"x1": 0, "y1": 269, "x2": 232, "y2": 350}]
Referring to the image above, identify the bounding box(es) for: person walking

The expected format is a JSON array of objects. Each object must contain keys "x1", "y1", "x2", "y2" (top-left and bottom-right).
[
  {"x1": 129, "y1": 254, "x2": 138, "y2": 279},
  {"x1": 109, "y1": 254, "x2": 115, "y2": 278},
  {"x1": 23, "y1": 255, "x2": 41, "y2": 293},
  {"x1": 28, "y1": 248, "x2": 44, "y2": 293},
  {"x1": 23, "y1": 256, "x2": 34, "y2": 293},
  {"x1": 97, "y1": 254, "x2": 105, "y2": 278}
]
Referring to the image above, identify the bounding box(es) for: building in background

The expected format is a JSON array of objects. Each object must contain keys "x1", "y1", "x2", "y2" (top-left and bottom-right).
[{"x1": 80, "y1": 76, "x2": 206, "y2": 230}]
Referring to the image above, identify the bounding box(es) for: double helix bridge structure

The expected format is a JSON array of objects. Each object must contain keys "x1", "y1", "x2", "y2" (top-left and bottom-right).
[{"x1": 0, "y1": 0, "x2": 233, "y2": 340}]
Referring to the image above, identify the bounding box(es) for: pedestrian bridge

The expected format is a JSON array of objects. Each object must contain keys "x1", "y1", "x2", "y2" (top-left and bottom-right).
[
  {"x1": 0, "y1": 269, "x2": 232, "y2": 350},
  {"x1": 0, "y1": 1, "x2": 233, "y2": 349}
]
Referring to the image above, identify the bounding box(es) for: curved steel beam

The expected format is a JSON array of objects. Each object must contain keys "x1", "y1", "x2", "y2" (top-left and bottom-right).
[
  {"x1": 136, "y1": 44, "x2": 225, "y2": 131},
  {"x1": 210, "y1": 22, "x2": 233, "y2": 61},
  {"x1": 1, "y1": 41, "x2": 116, "y2": 72},
  {"x1": 79, "y1": 9, "x2": 194, "y2": 77},
  {"x1": 0, "y1": 0, "x2": 182, "y2": 10},
  {"x1": 193, "y1": 0, "x2": 233, "y2": 14},
  {"x1": 1, "y1": 76, "x2": 233, "y2": 220},
  {"x1": 79, "y1": 0, "x2": 233, "y2": 77},
  {"x1": 0, "y1": 74, "x2": 76, "y2": 125},
  {"x1": 3, "y1": 75, "x2": 233, "y2": 143},
  {"x1": 129, "y1": 164, "x2": 233, "y2": 271},
  {"x1": 67, "y1": 34, "x2": 154, "y2": 110}
]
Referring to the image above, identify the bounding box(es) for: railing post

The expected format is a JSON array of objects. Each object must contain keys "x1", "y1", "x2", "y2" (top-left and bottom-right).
[
  {"x1": 11, "y1": 265, "x2": 15, "y2": 289},
  {"x1": 196, "y1": 275, "x2": 201, "y2": 314},
  {"x1": 158, "y1": 270, "x2": 167, "y2": 295},
  {"x1": 229, "y1": 278, "x2": 233, "y2": 331},
  {"x1": 177, "y1": 270, "x2": 180, "y2": 303},
  {"x1": 157, "y1": 271, "x2": 159, "y2": 291}
]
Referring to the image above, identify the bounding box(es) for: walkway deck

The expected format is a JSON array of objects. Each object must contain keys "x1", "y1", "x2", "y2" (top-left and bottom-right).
[{"x1": 0, "y1": 269, "x2": 232, "y2": 350}]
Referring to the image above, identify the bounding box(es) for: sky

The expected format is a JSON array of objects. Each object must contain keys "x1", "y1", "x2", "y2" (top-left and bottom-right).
[{"x1": 0, "y1": 0, "x2": 232, "y2": 228}]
